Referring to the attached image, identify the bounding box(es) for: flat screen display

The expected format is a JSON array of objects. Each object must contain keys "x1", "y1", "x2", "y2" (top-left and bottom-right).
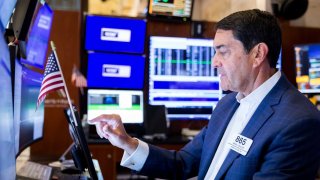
[
  {"x1": 148, "y1": 36, "x2": 221, "y2": 120},
  {"x1": 87, "y1": 52, "x2": 145, "y2": 90},
  {"x1": 87, "y1": 89, "x2": 144, "y2": 124},
  {"x1": 14, "y1": 62, "x2": 45, "y2": 154},
  {"x1": 148, "y1": 0, "x2": 194, "y2": 21},
  {"x1": 0, "y1": 30, "x2": 14, "y2": 143},
  {"x1": 85, "y1": 15, "x2": 146, "y2": 54},
  {"x1": 21, "y1": 2, "x2": 53, "y2": 69},
  {"x1": 0, "y1": 0, "x2": 17, "y2": 31},
  {"x1": 294, "y1": 44, "x2": 320, "y2": 93},
  {"x1": 0, "y1": 28, "x2": 15, "y2": 178}
]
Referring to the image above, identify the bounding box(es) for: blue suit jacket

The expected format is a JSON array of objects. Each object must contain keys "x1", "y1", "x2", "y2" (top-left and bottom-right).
[{"x1": 139, "y1": 75, "x2": 320, "y2": 180}]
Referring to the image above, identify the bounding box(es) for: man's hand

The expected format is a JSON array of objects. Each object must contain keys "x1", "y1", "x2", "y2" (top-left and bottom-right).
[
  {"x1": 71, "y1": 65, "x2": 87, "y2": 95},
  {"x1": 88, "y1": 114, "x2": 138, "y2": 154}
]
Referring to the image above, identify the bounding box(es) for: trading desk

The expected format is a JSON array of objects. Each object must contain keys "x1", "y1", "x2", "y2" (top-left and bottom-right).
[{"x1": 88, "y1": 136, "x2": 190, "y2": 180}]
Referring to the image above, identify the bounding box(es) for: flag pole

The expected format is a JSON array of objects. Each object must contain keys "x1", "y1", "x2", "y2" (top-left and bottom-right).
[{"x1": 50, "y1": 41, "x2": 78, "y2": 127}]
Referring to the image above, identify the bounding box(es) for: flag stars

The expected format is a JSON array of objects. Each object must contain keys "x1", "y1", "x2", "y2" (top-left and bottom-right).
[
  {"x1": 44, "y1": 54, "x2": 60, "y2": 77},
  {"x1": 37, "y1": 52, "x2": 64, "y2": 108}
]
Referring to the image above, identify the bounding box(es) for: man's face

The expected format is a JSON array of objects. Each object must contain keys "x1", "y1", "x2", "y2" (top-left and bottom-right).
[{"x1": 213, "y1": 29, "x2": 254, "y2": 93}]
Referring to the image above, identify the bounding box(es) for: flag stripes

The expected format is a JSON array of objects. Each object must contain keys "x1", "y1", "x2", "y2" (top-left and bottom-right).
[{"x1": 36, "y1": 52, "x2": 65, "y2": 108}]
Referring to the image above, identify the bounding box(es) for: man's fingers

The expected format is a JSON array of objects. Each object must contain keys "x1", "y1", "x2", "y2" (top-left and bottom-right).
[
  {"x1": 87, "y1": 118, "x2": 97, "y2": 125},
  {"x1": 95, "y1": 123, "x2": 104, "y2": 138},
  {"x1": 87, "y1": 114, "x2": 107, "y2": 124},
  {"x1": 88, "y1": 114, "x2": 121, "y2": 124},
  {"x1": 103, "y1": 124, "x2": 114, "y2": 134}
]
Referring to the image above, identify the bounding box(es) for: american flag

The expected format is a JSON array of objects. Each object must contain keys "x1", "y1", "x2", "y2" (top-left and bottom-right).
[{"x1": 37, "y1": 52, "x2": 65, "y2": 108}]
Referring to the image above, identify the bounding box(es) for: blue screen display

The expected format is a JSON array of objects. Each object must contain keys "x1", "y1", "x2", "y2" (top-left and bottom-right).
[
  {"x1": 85, "y1": 15, "x2": 146, "y2": 54},
  {"x1": 308, "y1": 44, "x2": 320, "y2": 59},
  {"x1": 21, "y1": 3, "x2": 53, "y2": 69},
  {"x1": 0, "y1": 0, "x2": 17, "y2": 31},
  {"x1": 87, "y1": 52, "x2": 145, "y2": 89},
  {"x1": 0, "y1": 27, "x2": 15, "y2": 178}
]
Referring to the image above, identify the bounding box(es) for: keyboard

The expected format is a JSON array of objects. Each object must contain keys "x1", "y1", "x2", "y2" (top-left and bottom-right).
[{"x1": 17, "y1": 161, "x2": 52, "y2": 180}]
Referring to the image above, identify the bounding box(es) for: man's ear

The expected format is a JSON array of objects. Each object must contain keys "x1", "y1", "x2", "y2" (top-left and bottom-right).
[{"x1": 253, "y1": 43, "x2": 268, "y2": 67}]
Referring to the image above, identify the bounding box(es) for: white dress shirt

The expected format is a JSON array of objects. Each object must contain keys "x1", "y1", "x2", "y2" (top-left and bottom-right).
[
  {"x1": 204, "y1": 71, "x2": 281, "y2": 179},
  {"x1": 121, "y1": 71, "x2": 282, "y2": 178}
]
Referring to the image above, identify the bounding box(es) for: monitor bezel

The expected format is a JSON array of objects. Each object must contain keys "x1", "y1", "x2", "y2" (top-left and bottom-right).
[{"x1": 64, "y1": 106, "x2": 98, "y2": 180}]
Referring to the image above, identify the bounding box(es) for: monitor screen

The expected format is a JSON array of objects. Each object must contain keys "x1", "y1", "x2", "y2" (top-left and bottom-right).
[
  {"x1": 0, "y1": 28, "x2": 15, "y2": 178},
  {"x1": 148, "y1": 0, "x2": 194, "y2": 22},
  {"x1": 148, "y1": 36, "x2": 221, "y2": 120},
  {"x1": 21, "y1": 2, "x2": 53, "y2": 69},
  {"x1": 87, "y1": 89, "x2": 144, "y2": 124},
  {"x1": 85, "y1": 15, "x2": 146, "y2": 54},
  {"x1": 0, "y1": 0, "x2": 17, "y2": 31},
  {"x1": 294, "y1": 44, "x2": 320, "y2": 93},
  {"x1": 87, "y1": 52, "x2": 145, "y2": 89},
  {"x1": 14, "y1": 61, "x2": 45, "y2": 155},
  {"x1": 277, "y1": 48, "x2": 282, "y2": 70}
]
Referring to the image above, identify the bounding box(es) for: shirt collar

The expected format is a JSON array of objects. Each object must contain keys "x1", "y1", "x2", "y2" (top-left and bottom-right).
[{"x1": 236, "y1": 71, "x2": 281, "y2": 104}]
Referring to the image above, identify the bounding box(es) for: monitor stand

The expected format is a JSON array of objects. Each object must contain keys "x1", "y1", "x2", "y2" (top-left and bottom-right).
[
  {"x1": 49, "y1": 146, "x2": 103, "y2": 179},
  {"x1": 59, "y1": 143, "x2": 74, "y2": 162}
]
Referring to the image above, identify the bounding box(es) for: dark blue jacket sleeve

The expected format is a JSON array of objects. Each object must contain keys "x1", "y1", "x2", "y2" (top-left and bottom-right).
[{"x1": 138, "y1": 126, "x2": 207, "y2": 179}]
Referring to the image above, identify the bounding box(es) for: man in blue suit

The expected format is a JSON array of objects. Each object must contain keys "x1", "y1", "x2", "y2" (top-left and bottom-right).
[{"x1": 89, "y1": 9, "x2": 320, "y2": 179}]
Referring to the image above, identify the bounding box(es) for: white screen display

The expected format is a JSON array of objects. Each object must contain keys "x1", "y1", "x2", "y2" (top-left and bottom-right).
[{"x1": 87, "y1": 89, "x2": 144, "y2": 124}]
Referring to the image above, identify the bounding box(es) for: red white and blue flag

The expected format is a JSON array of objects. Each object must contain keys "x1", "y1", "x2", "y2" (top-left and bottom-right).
[{"x1": 37, "y1": 52, "x2": 65, "y2": 108}]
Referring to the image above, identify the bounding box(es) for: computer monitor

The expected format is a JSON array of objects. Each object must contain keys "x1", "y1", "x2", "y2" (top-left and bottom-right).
[
  {"x1": 85, "y1": 15, "x2": 146, "y2": 54},
  {"x1": 20, "y1": 2, "x2": 53, "y2": 69},
  {"x1": 294, "y1": 43, "x2": 320, "y2": 93},
  {"x1": 0, "y1": 28, "x2": 15, "y2": 178},
  {"x1": 64, "y1": 106, "x2": 98, "y2": 180},
  {"x1": 147, "y1": 0, "x2": 194, "y2": 22},
  {"x1": 277, "y1": 48, "x2": 282, "y2": 70},
  {"x1": 148, "y1": 36, "x2": 221, "y2": 120},
  {"x1": 0, "y1": 0, "x2": 17, "y2": 31},
  {"x1": 12, "y1": 0, "x2": 38, "y2": 41},
  {"x1": 14, "y1": 61, "x2": 45, "y2": 155},
  {"x1": 87, "y1": 89, "x2": 144, "y2": 124},
  {"x1": 87, "y1": 52, "x2": 145, "y2": 90}
]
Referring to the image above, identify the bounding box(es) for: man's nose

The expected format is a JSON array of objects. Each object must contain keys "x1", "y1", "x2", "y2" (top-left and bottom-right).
[{"x1": 212, "y1": 55, "x2": 220, "y2": 68}]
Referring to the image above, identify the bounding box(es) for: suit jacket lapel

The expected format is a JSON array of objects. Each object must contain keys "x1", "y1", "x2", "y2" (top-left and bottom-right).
[
  {"x1": 214, "y1": 75, "x2": 289, "y2": 179},
  {"x1": 198, "y1": 98, "x2": 240, "y2": 180},
  {"x1": 214, "y1": 103, "x2": 275, "y2": 179}
]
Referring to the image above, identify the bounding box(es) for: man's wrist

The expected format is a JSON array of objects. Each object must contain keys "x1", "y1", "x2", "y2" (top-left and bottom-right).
[
  {"x1": 122, "y1": 137, "x2": 139, "y2": 155},
  {"x1": 120, "y1": 139, "x2": 149, "y2": 171}
]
